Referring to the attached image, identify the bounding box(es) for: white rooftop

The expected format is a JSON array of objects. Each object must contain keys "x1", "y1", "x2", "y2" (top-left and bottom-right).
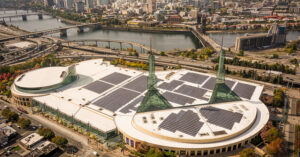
[
  {"x1": 26, "y1": 59, "x2": 265, "y2": 136},
  {"x1": 115, "y1": 100, "x2": 269, "y2": 149},
  {"x1": 14, "y1": 67, "x2": 67, "y2": 89}
]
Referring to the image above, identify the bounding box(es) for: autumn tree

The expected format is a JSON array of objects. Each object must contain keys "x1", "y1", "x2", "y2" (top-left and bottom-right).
[{"x1": 266, "y1": 137, "x2": 283, "y2": 155}]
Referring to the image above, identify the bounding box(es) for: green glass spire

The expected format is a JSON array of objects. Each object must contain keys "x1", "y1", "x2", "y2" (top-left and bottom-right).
[
  {"x1": 136, "y1": 53, "x2": 172, "y2": 113},
  {"x1": 209, "y1": 49, "x2": 241, "y2": 104},
  {"x1": 147, "y1": 53, "x2": 157, "y2": 89}
]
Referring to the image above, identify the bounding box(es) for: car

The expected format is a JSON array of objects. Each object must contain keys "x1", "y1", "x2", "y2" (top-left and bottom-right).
[{"x1": 16, "y1": 125, "x2": 21, "y2": 129}]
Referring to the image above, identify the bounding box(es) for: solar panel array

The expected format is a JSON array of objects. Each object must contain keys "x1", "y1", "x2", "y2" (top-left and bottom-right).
[
  {"x1": 158, "y1": 110, "x2": 204, "y2": 136},
  {"x1": 199, "y1": 106, "x2": 243, "y2": 130},
  {"x1": 162, "y1": 92, "x2": 195, "y2": 105},
  {"x1": 202, "y1": 77, "x2": 235, "y2": 90},
  {"x1": 93, "y1": 88, "x2": 139, "y2": 112},
  {"x1": 233, "y1": 83, "x2": 256, "y2": 99},
  {"x1": 175, "y1": 84, "x2": 207, "y2": 99},
  {"x1": 158, "y1": 80, "x2": 183, "y2": 91},
  {"x1": 123, "y1": 75, "x2": 148, "y2": 93},
  {"x1": 100, "y1": 72, "x2": 131, "y2": 85},
  {"x1": 120, "y1": 96, "x2": 144, "y2": 113},
  {"x1": 179, "y1": 72, "x2": 209, "y2": 85},
  {"x1": 83, "y1": 81, "x2": 113, "y2": 94}
]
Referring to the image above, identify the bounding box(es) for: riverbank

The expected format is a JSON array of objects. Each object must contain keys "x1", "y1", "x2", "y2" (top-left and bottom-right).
[
  {"x1": 207, "y1": 28, "x2": 300, "y2": 34},
  {"x1": 101, "y1": 25, "x2": 190, "y2": 34}
]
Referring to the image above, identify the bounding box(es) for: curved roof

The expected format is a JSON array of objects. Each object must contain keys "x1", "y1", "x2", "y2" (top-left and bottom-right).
[
  {"x1": 115, "y1": 100, "x2": 269, "y2": 149},
  {"x1": 14, "y1": 67, "x2": 67, "y2": 89}
]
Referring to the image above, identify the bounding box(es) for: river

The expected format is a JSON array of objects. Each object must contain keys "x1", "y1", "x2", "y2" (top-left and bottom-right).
[
  {"x1": 2, "y1": 10, "x2": 201, "y2": 52},
  {"x1": 2, "y1": 10, "x2": 300, "y2": 50}
]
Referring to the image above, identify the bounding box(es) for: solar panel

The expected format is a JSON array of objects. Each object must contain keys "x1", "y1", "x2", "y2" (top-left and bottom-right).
[
  {"x1": 233, "y1": 83, "x2": 256, "y2": 99},
  {"x1": 202, "y1": 77, "x2": 235, "y2": 90},
  {"x1": 119, "y1": 96, "x2": 144, "y2": 113},
  {"x1": 100, "y1": 72, "x2": 131, "y2": 85},
  {"x1": 179, "y1": 72, "x2": 209, "y2": 85},
  {"x1": 162, "y1": 92, "x2": 195, "y2": 105},
  {"x1": 175, "y1": 84, "x2": 207, "y2": 99},
  {"x1": 93, "y1": 88, "x2": 139, "y2": 112},
  {"x1": 159, "y1": 110, "x2": 204, "y2": 136},
  {"x1": 83, "y1": 81, "x2": 113, "y2": 94},
  {"x1": 199, "y1": 106, "x2": 243, "y2": 130},
  {"x1": 123, "y1": 75, "x2": 147, "y2": 93},
  {"x1": 123, "y1": 75, "x2": 162, "y2": 93},
  {"x1": 158, "y1": 80, "x2": 183, "y2": 91}
]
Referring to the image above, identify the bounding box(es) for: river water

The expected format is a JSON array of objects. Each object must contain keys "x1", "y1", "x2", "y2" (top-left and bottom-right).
[
  {"x1": 2, "y1": 10, "x2": 300, "y2": 50},
  {"x1": 2, "y1": 10, "x2": 200, "y2": 51}
]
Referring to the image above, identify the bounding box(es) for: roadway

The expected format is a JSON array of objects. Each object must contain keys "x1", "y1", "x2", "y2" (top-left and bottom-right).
[{"x1": 61, "y1": 41, "x2": 300, "y2": 87}]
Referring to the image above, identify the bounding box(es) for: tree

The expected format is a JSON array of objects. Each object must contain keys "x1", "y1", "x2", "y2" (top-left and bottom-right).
[
  {"x1": 160, "y1": 51, "x2": 166, "y2": 56},
  {"x1": 265, "y1": 127, "x2": 280, "y2": 143},
  {"x1": 260, "y1": 122, "x2": 274, "y2": 143},
  {"x1": 146, "y1": 148, "x2": 164, "y2": 157},
  {"x1": 266, "y1": 137, "x2": 283, "y2": 155},
  {"x1": 239, "y1": 148, "x2": 255, "y2": 157},
  {"x1": 17, "y1": 118, "x2": 31, "y2": 129},
  {"x1": 52, "y1": 136, "x2": 68, "y2": 147},
  {"x1": 1, "y1": 108, "x2": 11, "y2": 118},
  {"x1": 0, "y1": 55, "x2": 4, "y2": 62},
  {"x1": 237, "y1": 50, "x2": 244, "y2": 56},
  {"x1": 290, "y1": 58, "x2": 299, "y2": 67},
  {"x1": 273, "y1": 89, "x2": 284, "y2": 107},
  {"x1": 38, "y1": 127, "x2": 55, "y2": 140},
  {"x1": 7, "y1": 111, "x2": 19, "y2": 122}
]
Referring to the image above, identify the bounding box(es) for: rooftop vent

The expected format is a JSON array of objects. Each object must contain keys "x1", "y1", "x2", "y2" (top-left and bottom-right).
[
  {"x1": 199, "y1": 133, "x2": 209, "y2": 136},
  {"x1": 213, "y1": 130, "x2": 227, "y2": 136}
]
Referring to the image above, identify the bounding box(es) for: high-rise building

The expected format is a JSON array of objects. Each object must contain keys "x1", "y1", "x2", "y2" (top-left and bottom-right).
[
  {"x1": 97, "y1": 0, "x2": 109, "y2": 6},
  {"x1": 86, "y1": 0, "x2": 94, "y2": 8},
  {"x1": 75, "y1": 1, "x2": 85, "y2": 12},
  {"x1": 64, "y1": 0, "x2": 73, "y2": 9},
  {"x1": 147, "y1": 0, "x2": 156, "y2": 13},
  {"x1": 55, "y1": 0, "x2": 64, "y2": 8},
  {"x1": 44, "y1": 0, "x2": 55, "y2": 6}
]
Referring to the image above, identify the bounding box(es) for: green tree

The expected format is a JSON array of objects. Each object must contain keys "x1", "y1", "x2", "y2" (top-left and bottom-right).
[
  {"x1": 146, "y1": 148, "x2": 164, "y2": 157},
  {"x1": 237, "y1": 50, "x2": 244, "y2": 56},
  {"x1": 271, "y1": 54, "x2": 279, "y2": 59},
  {"x1": 266, "y1": 127, "x2": 280, "y2": 143},
  {"x1": 38, "y1": 127, "x2": 55, "y2": 140},
  {"x1": 239, "y1": 148, "x2": 255, "y2": 157},
  {"x1": 7, "y1": 112, "x2": 19, "y2": 122},
  {"x1": 0, "y1": 55, "x2": 4, "y2": 62},
  {"x1": 52, "y1": 136, "x2": 68, "y2": 147},
  {"x1": 1, "y1": 108, "x2": 11, "y2": 118},
  {"x1": 160, "y1": 51, "x2": 166, "y2": 56},
  {"x1": 273, "y1": 89, "x2": 284, "y2": 107},
  {"x1": 17, "y1": 118, "x2": 31, "y2": 129},
  {"x1": 290, "y1": 58, "x2": 299, "y2": 67}
]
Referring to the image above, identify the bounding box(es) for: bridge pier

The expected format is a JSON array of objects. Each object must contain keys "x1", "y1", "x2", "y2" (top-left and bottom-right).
[
  {"x1": 38, "y1": 14, "x2": 43, "y2": 20},
  {"x1": 108, "y1": 41, "x2": 110, "y2": 48},
  {"x1": 120, "y1": 42, "x2": 122, "y2": 50},
  {"x1": 9, "y1": 17, "x2": 11, "y2": 22},
  {"x1": 130, "y1": 44, "x2": 133, "y2": 50},
  {"x1": 77, "y1": 26, "x2": 84, "y2": 33},
  {"x1": 59, "y1": 29, "x2": 67, "y2": 37},
  {"x1": 22, "y1": 15, "x2": 27, "y2": 21},
  {"x1": 90, "y1": 23, "x2": 102, "y2": 30}
]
